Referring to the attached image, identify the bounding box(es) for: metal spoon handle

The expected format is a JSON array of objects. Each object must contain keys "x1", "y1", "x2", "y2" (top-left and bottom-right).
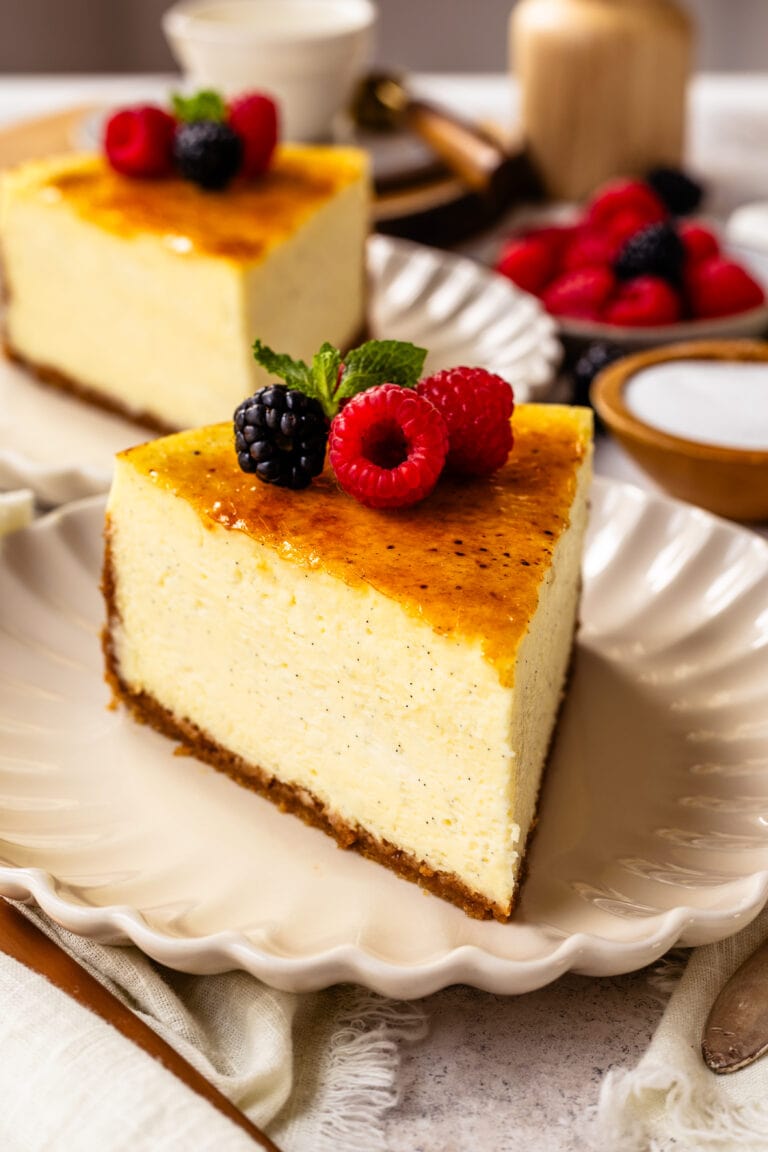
[{"x1": 702, "y1": 936, "x2": 768, "y2": 1074}]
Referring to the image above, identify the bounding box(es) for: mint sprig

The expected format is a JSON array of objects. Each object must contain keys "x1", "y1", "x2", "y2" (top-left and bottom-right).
[
  {"x1": 252, "y1": 337, "x2": 427, "y2": 420},
  {"x1": 172, "y1": 89, "x2": 227, "y2": 123},
  {"x1": 334, "y1": 339, "x2": 427, "y2": 404}
]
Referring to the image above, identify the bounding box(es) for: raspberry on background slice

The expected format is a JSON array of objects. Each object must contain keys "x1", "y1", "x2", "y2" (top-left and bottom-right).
[
  {"x1": 495, "y1": 235, "x2": 558, "y2": 295},
  {"x1": 104, "y1": 105, "x2": 176, "y2": 177},
  {"x1": 329, "y1": 384, "x2": 448, "y2": 509},
  {"x1": 416, "y1": 366, "x2": 514, "y2": 477},
  {"x1": 679, "y1": 222, "x2": 720, "y2": 266},
  {"x1": 686, "y1": 257, "x2": 766, "y2": 318},
  {"x1": 228, "y1": 92, "x2": 279, "y2": 177},
  {"x1": 542, "y1": 266, "x2": 616, "y2": 319},
  {"x1": 587, "y1": 179, "x2": 667, "y2": 229},
  {"x1": 602, "y1": 276, "x2": 682, "y2": 326}
]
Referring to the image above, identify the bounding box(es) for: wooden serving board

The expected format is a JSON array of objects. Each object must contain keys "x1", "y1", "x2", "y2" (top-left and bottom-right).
[{"x1": 0, "y1": 105, "x2": 90, "y2": 169}]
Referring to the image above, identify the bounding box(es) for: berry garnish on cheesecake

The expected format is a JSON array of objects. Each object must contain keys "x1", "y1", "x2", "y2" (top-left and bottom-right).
[
  {"x1": 416, "y1": 366, "x2": 514, "y2": 477},
  {"x1": 329, "y1": 384, "x2": 449, "y2": 509},
  {"x1": 103, "y1": 105, "x2": 177, "y2": 178},
  {"x1": 104, "y1": 87, "x2": 278, "y2": 189},
  {"x1": 235, "y1": 339, "x2": 516, "y2": 507},
  {"x1": 235, "y1": 385, "x2": 329, "y2": 490}
]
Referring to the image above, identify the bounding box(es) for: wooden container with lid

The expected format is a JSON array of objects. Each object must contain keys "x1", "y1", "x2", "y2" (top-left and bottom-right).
[{"x1": 511, "y1": 0, "x2": 693, "y2": 200}]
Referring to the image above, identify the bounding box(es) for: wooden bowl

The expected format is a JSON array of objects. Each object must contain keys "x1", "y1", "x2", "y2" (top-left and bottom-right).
[{"x1": 591, "y1": 340, "x2": 768, "y2": 522}]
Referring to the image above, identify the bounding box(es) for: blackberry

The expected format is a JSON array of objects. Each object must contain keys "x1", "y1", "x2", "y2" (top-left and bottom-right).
[
  {"x1": 614, "y1": 221, "x2": 685, "y2": 285},
  {"x1": 234, "y1": 384, "x2": 329, "y2": 489},
  {"x1": 572, "y1": 342, "x2": 625, "y2": 408},
  {"x1": 173, "y1": 121, "x2": 243, "y2": 190},
  {"x1": 646, "y1": 166, "x2": 704, "y2": 217}
]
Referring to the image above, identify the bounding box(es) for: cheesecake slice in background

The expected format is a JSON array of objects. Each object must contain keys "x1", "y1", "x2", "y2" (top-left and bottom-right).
[
  {"x1": 0, "y1": 147, "x2": 369, "y2": 430},
  {"x1": 102, "y1": 404, "x2": 593, "y2": 920}
]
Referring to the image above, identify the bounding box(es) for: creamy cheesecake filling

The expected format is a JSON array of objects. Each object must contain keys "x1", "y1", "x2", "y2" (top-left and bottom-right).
[
  {"x1": 1, "y1": 154, "x2": 368, "y2": 429},
  {"x1": 105, "y1": 436, "x2": 591, "y2": 916},
  {"x1": 508, "y1": 456, "x2": 590, "y2": 854},
  {"x1": 107, "y1": 468, "x2": 519, "y2": 909}
]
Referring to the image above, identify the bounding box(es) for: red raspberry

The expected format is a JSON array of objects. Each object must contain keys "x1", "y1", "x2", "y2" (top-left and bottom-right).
[
  {"x1": 561, "y1": 229, "x2": 616, "y2": 273},
  {"x1": 542, "y1": 266, "x2": 616, "y2": 319},
  {"x1": 686, "y1": 257, "x2": 766, "y2": 318},
  {"x1": 679, "y1": 222, "x2": 720, "y2": 266},
  {"x1": 522, "y1": 225, "x2": 577, "y2": 260},
  {"x1": 587, "y1": 179, "x2": 667, "y2": 229},
  {"x1": 495, "y1": 235, "x2": 558, "y2": 295},
  {"x1": 228, "y1": 92, "x2": 278, "y2": 178},
  {"x1": 416, "y1": 366, "x2": 514, "y2": 477},
  {"x1": 104, "y1": 105, "x2": 176, "y2": 178},
  {"x1": 602, "y1": 276, "x2": 682, "y2": 326},
  {"x1": 329, "y1": 384, "x2": 448, "y2": 509}
]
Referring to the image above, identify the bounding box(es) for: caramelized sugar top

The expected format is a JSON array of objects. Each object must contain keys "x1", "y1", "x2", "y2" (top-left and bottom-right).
[
  {"x1": 121, "y1": 405, "x2": 593, "y2": 684},
  {"x1": 36, "y1": 147, "x2": 367, "y2": 262}
]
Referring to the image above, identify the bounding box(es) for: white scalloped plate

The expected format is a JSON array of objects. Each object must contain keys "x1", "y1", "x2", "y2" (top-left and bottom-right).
[
  {"x1": 0, "y1": 235, "x2": 560, "y2": 505},
  {"x1": 1, "y1": 478, "x2": 768, "y2": 996}
]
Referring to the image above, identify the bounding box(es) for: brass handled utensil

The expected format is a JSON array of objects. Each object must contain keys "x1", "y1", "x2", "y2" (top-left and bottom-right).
[
  {"x1": 702, "y1": 936, "x2": 768, "y2": 1074},
  {"x1": 352, "y1": 71, "x2": 537, "y2": 205},
  {"x1": 0, "y1": 900, "x2": 281, "y2": 1150}
]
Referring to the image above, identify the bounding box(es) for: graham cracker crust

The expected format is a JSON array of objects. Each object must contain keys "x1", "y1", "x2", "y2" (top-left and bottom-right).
[
  {"x1": 101, "y1": 526, "x2": 541, "y2": 923},
  {"x1": 4, "y1": 339, "x2": 177, "y2": 434}
]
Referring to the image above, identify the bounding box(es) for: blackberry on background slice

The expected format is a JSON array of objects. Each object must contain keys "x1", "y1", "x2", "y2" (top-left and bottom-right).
[
  {"x1": 613, "y1": 221, "x2": 686, "y2": 286},
  {"x1": 646, "y1": 166, "x2": 704, "y2": 217},
  {"x1": 235, "y1": 384, "x2": 329, "y2": 489},
  {"x1": 174, "y1": 120, "x2": 243, "y2": 190},
  {"x1": 572, "y1": 342, "x2": 626, "y2": 408}
]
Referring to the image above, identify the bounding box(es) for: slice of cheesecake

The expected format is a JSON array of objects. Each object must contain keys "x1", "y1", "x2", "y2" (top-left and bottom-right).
[
  {"x1": 0, "y1": 147, "x2": 368, "y2": 430},
  {"x1": 103, "y1": 404, "x2": 593, "y2": 920}
]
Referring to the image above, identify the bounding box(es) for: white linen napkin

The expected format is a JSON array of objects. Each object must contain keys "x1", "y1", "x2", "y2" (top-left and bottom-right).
[
  {"x1": 595, "y1": 905, "x2": 768, "y2": 1151},
  {"x1": 0, "y1": 902, "x2": 427, "y2": 1152}
]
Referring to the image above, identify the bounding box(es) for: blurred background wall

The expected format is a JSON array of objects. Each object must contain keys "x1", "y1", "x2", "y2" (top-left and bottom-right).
[{"x1": 0, "y1": 0, "x2": 762, "y2": 74}]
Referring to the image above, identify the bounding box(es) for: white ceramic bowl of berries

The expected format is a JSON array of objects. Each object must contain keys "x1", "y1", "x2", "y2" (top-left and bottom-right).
[{"x1": 494, "y1": 168, "x2": 768, "y2": 347}]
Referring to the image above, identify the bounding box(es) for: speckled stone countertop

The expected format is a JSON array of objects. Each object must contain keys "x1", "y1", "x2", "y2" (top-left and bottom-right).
[{"x1": 384, "y1": 969, "x2": 667, "y2": 1152}]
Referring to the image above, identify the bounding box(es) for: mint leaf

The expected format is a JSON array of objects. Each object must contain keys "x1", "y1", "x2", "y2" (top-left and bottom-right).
[
  {"x1": 335, "y1": 339, "x2": 427, "y2": 404},
  {"x1": 172, "y1": 89, "x2": 227, "y2": 123},
  {"x1": 311, "y1": 343, "x2": 343, "y2": 413},
  {"x1": 252, "y1": 339, "x2": 317, "y2": 398},
  {"x1": 252, "y1": 336, "x2": 429, "y2": 419}
]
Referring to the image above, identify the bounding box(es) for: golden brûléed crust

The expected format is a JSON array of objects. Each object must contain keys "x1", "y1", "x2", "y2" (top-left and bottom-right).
[
  {"x1": 115, "y1": 404, "x2": 592, "y2": 687},
  {"x1": 9, "y1": 147, "x2": 368, "y2": 264}
]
